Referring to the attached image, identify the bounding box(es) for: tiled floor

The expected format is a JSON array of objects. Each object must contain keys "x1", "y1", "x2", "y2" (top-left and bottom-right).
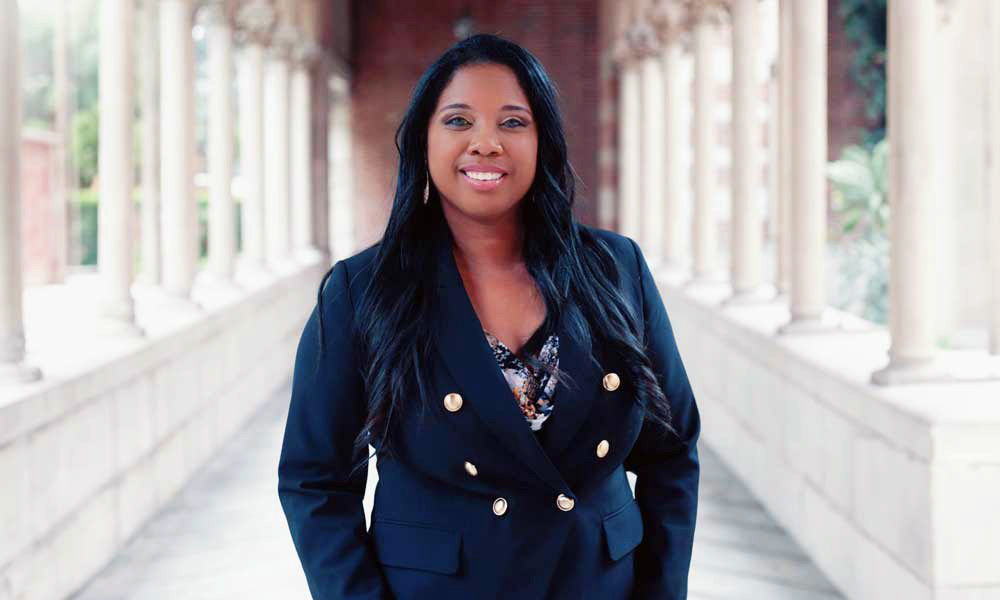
[
  {"x1": 72, "y1": 386, "x2": 844, "y2": 599},
  {"x1": 688, "y1": 451, "x2": 844, "y2": 599}
]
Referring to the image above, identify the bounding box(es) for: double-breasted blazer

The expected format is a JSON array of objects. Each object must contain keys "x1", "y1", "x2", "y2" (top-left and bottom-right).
[{"x1": 277, "y1": 224, "x2": 701, "y2": 600}]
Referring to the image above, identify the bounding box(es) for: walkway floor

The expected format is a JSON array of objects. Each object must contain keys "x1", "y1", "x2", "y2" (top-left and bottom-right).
[{"x1": 72, "y1": 386, "x2": 844, "y2": 600}]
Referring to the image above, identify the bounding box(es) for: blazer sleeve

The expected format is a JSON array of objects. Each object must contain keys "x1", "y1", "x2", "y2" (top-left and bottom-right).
[
  {"x1": 277, "y1": 259, "x2": 390, "y2": 600},
  {"x1": 623, "y1": 237, "x2": 702, "y2": 600}
]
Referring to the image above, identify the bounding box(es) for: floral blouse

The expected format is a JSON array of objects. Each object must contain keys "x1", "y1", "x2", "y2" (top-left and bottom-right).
[{"x1": 483, "y1": 328, "x2": 560, "y2": 433}]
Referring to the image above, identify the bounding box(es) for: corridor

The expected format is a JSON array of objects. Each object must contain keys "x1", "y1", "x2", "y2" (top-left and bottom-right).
[{"x1": 71, "y1": 384, "x2": 842, "y2": 600}]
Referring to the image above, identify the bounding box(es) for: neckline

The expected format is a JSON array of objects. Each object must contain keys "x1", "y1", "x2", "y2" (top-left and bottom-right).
[{"x1": 483, "y1": 324, "x2": 553, "y2": 359}]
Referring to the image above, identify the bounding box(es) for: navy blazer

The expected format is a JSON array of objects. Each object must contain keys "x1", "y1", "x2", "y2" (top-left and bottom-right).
[{"x1": 277, "y1": 225, "x2": 701, "y2": 600}]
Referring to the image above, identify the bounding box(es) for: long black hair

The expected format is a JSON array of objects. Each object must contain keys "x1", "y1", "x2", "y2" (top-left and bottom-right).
[{"x1": 315, "y1": 33, "x2": 675, "y2": 477}]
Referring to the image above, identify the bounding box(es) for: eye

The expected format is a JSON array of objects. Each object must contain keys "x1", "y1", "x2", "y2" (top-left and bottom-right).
[
  {"x1": 502, "y1": 118, "x2": 527, "y2": 128},
  {"x1": 444, "y1": 116, "x2": 470, "y2": 127}
]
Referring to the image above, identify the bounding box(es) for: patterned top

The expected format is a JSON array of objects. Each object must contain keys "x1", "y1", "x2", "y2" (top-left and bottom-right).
[{"x1": 483, "y1": 329, "x2": 560, "y2": 432}]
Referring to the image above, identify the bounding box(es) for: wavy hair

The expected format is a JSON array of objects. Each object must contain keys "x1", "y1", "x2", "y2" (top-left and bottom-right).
[{"x1": 314, "y1": 33, "x2": 676, "y2": 477}]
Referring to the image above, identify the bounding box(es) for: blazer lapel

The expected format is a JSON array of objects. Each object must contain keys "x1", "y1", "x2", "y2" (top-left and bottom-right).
[
  {"x1": 540, "y1": 318, "x2": 601, "y2": 459},
  {"x1": 430, "y1": 228, "x2": 602, "y2": 491}
]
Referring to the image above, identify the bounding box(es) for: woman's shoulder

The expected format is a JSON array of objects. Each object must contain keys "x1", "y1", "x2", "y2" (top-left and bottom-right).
[
  {"x1": 325, "y1": 241, "x2": 382, "y2": 294},
  {"x1": 577, "y1": 223, "x2": 641, "y2": 272}
]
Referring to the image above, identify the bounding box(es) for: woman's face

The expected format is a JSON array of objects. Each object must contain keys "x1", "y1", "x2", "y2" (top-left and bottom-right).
[{"x1": 427, "y1": 63, "x2": 538, "y2": 224}]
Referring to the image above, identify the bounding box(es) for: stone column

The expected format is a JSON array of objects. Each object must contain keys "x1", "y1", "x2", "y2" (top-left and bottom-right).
[
  {"x1": 991, "y1": 0, "x2": 1000, "y2": 355},
  {"x1": 652, "y1": 0, "x2": 691, "y2": 272},
  {"x1": 51, "y1": 3, "x2": 71, "y2": 282},
  {"x1": 264, "y1": 19, "x2": 295, "y2": 270},
  {"x1": 615, "y1": 34, "x2": 642, "y2": 242},
  {"x1": 139, "y1": 0, "x2": 161, "y2": 285},
  {"x1": 204, "y1": 1, "x2": 238, "y2": 285},
  {"x1": 235, "y1": 0, "x2": 273, "y2": 276},
  {"x1": 291, "y1": 41, "x2": 321, "y2": 261},
  {"x1": 0, "y1": 0, "x2": 42, "y2": 383},
  {"x1": 687, "y1": 1, "x2": 724, "y2": 285},
  {"x1": 777, "y1": 0, "x2": 832, "y2": 335},
  {"x1": 776, "y1": 0, "x2": 792, "y2": 296},
  {"x1": 160, "y1": 0, "x2": 199, "y2": 303},
  {"x1": 328, "y1": 76, "x2": 354, "y2": 261},
  {"x1": 310, "y1": 57, "x2": 332, "y2": 259},
  {"x1": 724, "y1": 0, "x2": 765, "y2": 304},
  {"x1": 97, "y1": 0, "x2": 144, "y2": 336},
  {"x1": 638, "y1": 34, "x2": 665, "y2": 266},
  {"x1": 871, "y1": 0, "x2": 943, "y2": 384}
]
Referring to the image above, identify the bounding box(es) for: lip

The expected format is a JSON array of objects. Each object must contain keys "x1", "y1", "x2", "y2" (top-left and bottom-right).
[
  {"x1": 458, "y1": 164, "x2": 509, "y2": 175},
  {"x1": 461, "y1": 170, "x2": 507, "y2": 191}
]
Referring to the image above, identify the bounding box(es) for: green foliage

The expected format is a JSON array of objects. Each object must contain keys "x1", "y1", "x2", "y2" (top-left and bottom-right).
[
  {"x1": 72, "y1": 107, "x2": 99, "y2": 188},
  {"x1": 73, "y1": 189, "x2": 244, "y2": 268},
  {"x1": 827, "y1": 139, "x2": 889, "y2": 324},
  {"x1": 76, "y1": 188, "x2": 98, "y2": 266},
  {"x1": 838, "y1": 0, "x2": 887, "y2": 146}
]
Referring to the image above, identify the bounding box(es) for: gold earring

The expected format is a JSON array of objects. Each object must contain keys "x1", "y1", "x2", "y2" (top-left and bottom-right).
[{"x1": 423, "y1": 170, "x2": 430, "y2": 204}]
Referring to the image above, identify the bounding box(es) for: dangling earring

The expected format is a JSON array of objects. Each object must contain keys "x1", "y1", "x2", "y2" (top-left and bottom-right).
[{"x1": 423, "y1": 170, "x2": 430, "y2": 204}]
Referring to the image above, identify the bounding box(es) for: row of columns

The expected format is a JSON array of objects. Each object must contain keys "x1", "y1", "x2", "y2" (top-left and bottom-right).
[
  {"x1": 0, "y1": 0, "x2": 332, "y2": 383},
  {"x1": 615, "y1": 0, "x2": 987, "y2": 384},
  {"x1": 0, "y1": 0, "x2": 40, "y2": 383}
]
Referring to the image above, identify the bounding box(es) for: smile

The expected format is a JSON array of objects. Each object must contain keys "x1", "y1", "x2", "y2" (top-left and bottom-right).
[{"x1": 461, "y1": 170, "x2": 507, "y2": 191}]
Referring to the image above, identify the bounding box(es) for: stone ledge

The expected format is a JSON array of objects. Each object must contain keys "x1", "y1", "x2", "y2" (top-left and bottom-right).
[
  {"x1": 658, "y1": 269, "x2": 1000, "y2": 599},
  {"x1": 0, "y1": 257, "x2": 327, "y2": 600}
]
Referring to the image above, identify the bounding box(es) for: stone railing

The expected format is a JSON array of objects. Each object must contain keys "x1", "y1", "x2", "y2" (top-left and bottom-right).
[
  {"x1": 0, "y1": 259, "x2": 326, "y2": 599},
  {"x1": 661, "y1": 269, "x2": 1000, "y2": 600}
]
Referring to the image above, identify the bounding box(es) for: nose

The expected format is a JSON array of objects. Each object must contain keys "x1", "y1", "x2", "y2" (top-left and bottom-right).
[{"x1": 468, "y1": 126, "x2": 503, "y2": 156}]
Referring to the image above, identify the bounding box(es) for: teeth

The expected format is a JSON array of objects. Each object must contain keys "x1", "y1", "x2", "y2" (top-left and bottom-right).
[{"x1": 464, "y1": 171, "x2": 503, "y2": 181}]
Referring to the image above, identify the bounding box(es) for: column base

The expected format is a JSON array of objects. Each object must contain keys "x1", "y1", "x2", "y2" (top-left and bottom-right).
[
  {"x1": 720, "y1": 286, "x2": 775, "y2": 307},
  {"x1": 294, "y1": 246, "x2": 325, "y2": 264},
  {"x1": 153, "y1": 290, "x2": 204, "y2": 314},
  {"x1": 234, "y1": 258, "x2": 275, "y2": 287},
  {"x1": 136, "y1": 270, "x2": 161, "y2": 286},
  {"x1": 267, "y1": 255, "x2": 302, "y2": 275},
  {"x1": 96, "y1": 316, "x2": 146, "y2": 338},
  {"x1": 683, "y1": 270, "x2": 728, "y2": 289},
  {"x1": 0, "y1": 362, "x2": 42, "y2": 384},
  {"x1": 656, "y1": 260, "x2": 689, "y2": 280},
  {"x1": 870, "y1": 357, "x2": 952, "y2": 386},
  {"x1": 776, "y1": 312, "x2": 841, "y2": 336},
  {"x1": 199, "y1": 270, "x2": 245, "y2": 294}
]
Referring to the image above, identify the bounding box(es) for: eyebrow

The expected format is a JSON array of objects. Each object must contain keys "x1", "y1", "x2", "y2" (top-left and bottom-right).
[{"x1": 436, "y1": 103, "x2": 532, "y2": 115}]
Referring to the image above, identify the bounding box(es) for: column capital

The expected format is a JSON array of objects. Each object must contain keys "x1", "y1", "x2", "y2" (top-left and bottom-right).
[
  {"x1": 648, "y1": 0, "x2": 693, "y2": 45},
  {"x1": 292, "y1": 38, "x2": 321, "y2": 68},
  {"x1": 328, "y1": 74, "x2": 349, "y2": 101},
  {"x1": 198, "y1": 0, "x2": 236, "y2": 28},
  {"x1": 235, "y1": 0, "x2": 275, "y2": 45},
  {"x1": 613, "y1": 18, "x2": 660, "y2": 65},
  {"x1": 686, "y1": 0, "x2": 729, "y2": 25},
  {"x1": 267, "y1": 17, "x2": 298, "y2": 60}
]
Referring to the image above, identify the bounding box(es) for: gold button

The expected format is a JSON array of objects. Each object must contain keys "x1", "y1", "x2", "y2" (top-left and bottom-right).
[
  {"x1": 464, "y1": 461, "x2": 478, "y2": 476},
  {"x1": 596, "y1": 439, "x2": 610, "y2": 458},
  {"x1": 602, "y1": 372, "x2": 620, "y2": 391},
  {"x1": 556, "y1": 493, "x2": 575, "y2": 511},
  {"x1": 492, "y1": 497, "x2": 508, "y2": 516},
  {"x1": 443, "y1": 392, "x2": 463, "y2": 412}
]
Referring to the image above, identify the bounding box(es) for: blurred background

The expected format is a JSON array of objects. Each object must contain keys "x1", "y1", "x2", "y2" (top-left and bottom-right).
[{"x1": 1, "y1": 0, "x2": 998, "y2": 598}]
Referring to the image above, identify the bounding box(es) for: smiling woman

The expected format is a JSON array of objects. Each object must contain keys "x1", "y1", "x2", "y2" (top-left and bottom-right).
[
  {"x1": 428, "y1": 64, "x2": 537, "y2": 207},
  {"x1": 277, "y1": 33, "x2": 701, "y2": 600}
]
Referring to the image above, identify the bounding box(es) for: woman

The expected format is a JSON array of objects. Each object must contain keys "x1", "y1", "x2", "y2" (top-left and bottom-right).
[{"x1": 277, "y1": 33, "x2": 700, "y2": 600}]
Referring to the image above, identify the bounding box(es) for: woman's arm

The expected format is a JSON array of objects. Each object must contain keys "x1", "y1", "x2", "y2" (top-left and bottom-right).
[
  {"x1": 623, "y1": 237, "x2": 702, "y2": 600},
  {"x1": 277, "y1": 259, "x2": 390, "y2": 600}
]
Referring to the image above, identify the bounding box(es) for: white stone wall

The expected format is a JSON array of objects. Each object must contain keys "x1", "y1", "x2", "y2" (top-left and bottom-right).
[
  {"x1": 0, "y1": 261, "x2": 325, "y2": 600},
  {"x1": 660, "y1": 271, "x2": 1000, "y2": 600}
]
